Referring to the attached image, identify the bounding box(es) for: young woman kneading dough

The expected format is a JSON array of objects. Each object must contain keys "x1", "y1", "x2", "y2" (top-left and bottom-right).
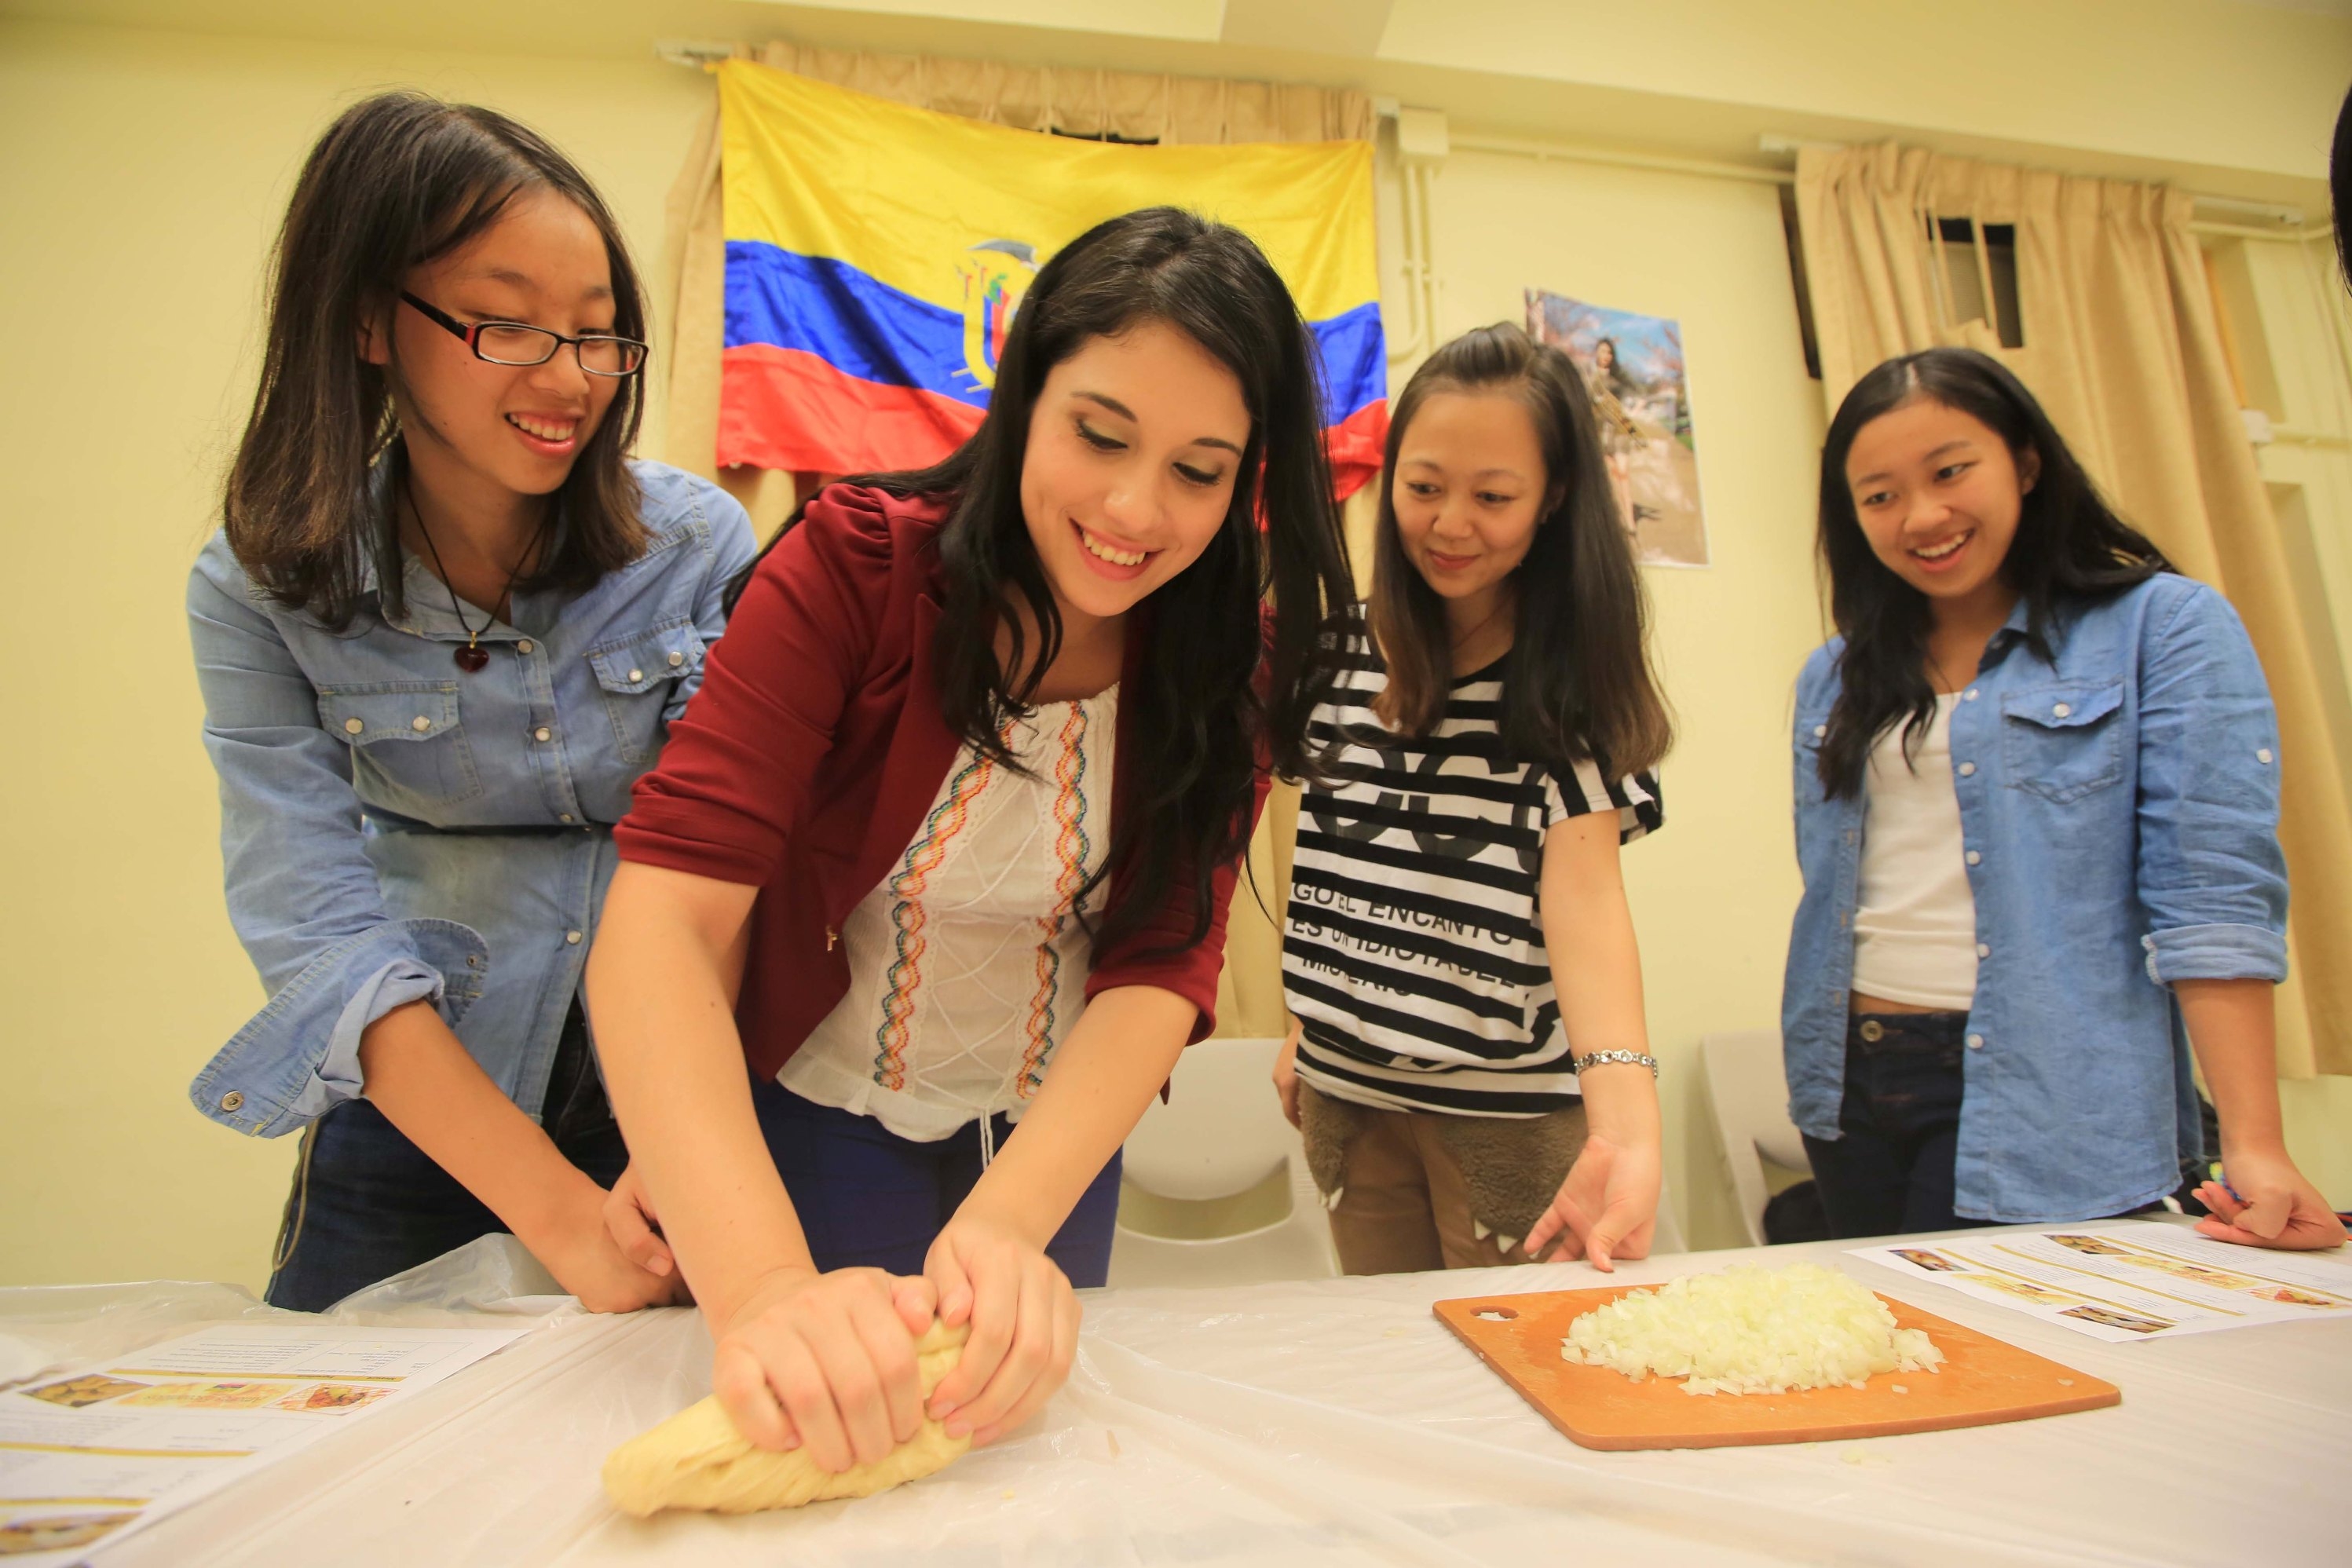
[{"x1": 586, "y1": 208, "x2": 1354, "y2": 1475}]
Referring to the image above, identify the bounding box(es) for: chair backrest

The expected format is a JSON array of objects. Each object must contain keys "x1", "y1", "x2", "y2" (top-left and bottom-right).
[
  {"x1": 1700, "y1": 1029, "x2": 1811, "y2": 1248},
  {"x1": 1123, "y1": 1036, "x2": 1292, "y2": 1202}
]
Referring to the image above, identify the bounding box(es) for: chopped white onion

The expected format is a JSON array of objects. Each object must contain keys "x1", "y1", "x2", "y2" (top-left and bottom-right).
[{"x1": 1559, "y1": 1263, "x2": 1945, "y2": 1396}]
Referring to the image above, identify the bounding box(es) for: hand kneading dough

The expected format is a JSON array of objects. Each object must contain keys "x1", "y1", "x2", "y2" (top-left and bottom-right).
[
  {"x1": 606, "y1": 1316, "x2": 973, "y2": 1514},
  {"x1": 602, "y1": 1322, "x2": 971, "y2": 1516}
]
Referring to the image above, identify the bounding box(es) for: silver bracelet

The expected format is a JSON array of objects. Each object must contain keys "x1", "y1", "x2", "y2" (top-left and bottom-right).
[{"x1": 1572, "y1": 1050, "x2": 1659, "y2": 1077}]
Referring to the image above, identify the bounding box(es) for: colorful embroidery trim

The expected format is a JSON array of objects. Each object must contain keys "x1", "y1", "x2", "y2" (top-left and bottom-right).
[
  {"x1": 1019, "y1": 705, "x2": 1094, "y2": 1097},
  {"x1": 871, "y1": 750, "x2": 998, "y2": 1090}
]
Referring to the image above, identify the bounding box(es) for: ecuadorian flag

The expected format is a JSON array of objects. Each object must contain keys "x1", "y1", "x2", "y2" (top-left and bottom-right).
[{"x1": 717, "y1": 60, "x2": 1388, "y2": 496}]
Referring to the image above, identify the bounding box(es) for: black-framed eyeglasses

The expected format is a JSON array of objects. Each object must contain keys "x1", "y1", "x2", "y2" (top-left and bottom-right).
[{"x1": 400, "y1": 291, "x2": 647, "y2": 377}]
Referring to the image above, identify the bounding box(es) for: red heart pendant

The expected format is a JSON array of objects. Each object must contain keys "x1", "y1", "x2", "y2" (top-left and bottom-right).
[{"x1": 453, "y1": 643, "x2": 491, "y2": 674}]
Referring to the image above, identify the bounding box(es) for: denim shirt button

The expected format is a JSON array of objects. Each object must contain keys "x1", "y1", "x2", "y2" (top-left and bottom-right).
[
  {"x1": 219, "y1": 1090, "x2": 245, "y2": 1111},
  {"x1": 560, "y1": 813, "x2": 574, "y2": 824},
  {"x1": 2257, "y1": 747, "x2": 2273, "y2": 764},
  {"x1": 1958, "y1": 762, "x2": 1976, "y2": 777},
  {"x1": 534, "y1": 726, "x2": 552, "y2": 742},
  {"x1": 517, "y1": 638, "x2": 534, "y2": 654},
  {"x1": 2053, "y1": 702, "x2": 2072, "y2": 718},
  {"x1": 1976, "y1": 942, "x2": 1991, "y2": 958},
  {"x1": 1966, "y1": 1033, "x2": 1985, "y2": 1050},
  {"x1": 1812, "y1": 724, "x2": 1827, "y2": 739},
  {"x1": 1964, "y1": 688, "x2": 1979, "y2": 700},
  {"x1": 565, "y1": 930, "x2": 583, "y2": 945},
  {"x1": 627, "y1": 667, "x2": 643, "y2": 682},
  {"x1": 411, "y1": 715, "x2": 431, "y2": 733},
  {"x1": 343, "y1": 717, "x2": 364, "y2": 735},
  {"x1": 1966, "y1": 850, "x2": 1981, "y2": 865},
  {"x1": 668, "y1": 650, "x2": 686, "y2": 667}
]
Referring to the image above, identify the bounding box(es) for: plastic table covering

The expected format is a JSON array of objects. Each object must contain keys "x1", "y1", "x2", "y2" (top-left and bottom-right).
[{"x1": 4, "y1": 1222, "x2": 2342, "y2": 1568}]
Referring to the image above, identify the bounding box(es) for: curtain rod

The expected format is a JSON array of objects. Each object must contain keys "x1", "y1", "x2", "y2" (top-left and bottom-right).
[
  {"x1": 1447, "y1": 130, "x2": 1791, "y2": 186},
  {"x1": 657, "y1": 38, "x2": 733, "y2": 67},
  {"x1": 1754, "y1": 133, "x2": 2306, "y2": 227}
]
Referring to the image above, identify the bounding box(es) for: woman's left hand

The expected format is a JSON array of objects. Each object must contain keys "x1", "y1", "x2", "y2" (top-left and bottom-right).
[
  {"x1": 1524, "y1": 1131, "x2": 1661, "y2": 1272},
  {"x1": 2193, "y1": 1148, "x2": 2347, "y2": 1250},
  {"x1": 920, "y1": 1216, "x2": 1081, "y2": 1446}
]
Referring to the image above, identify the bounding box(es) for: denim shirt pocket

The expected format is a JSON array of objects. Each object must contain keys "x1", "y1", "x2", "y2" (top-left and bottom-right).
[
  {"x1": 587, "y1": 618, "x2": 707, "y2": 764},
  {"x1": 317, "y1": 682, "x2": 483, "y2": 809},
  {"x1": 2000, "y1": 681, "x2": 2124, "y2": 803}
]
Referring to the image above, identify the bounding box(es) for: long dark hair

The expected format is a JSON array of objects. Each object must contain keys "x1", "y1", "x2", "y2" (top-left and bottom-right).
[
  {"x1": 224, "y1": 91, "x2": 649, "y2": 627},
  {"x1": 1816, "y1": 348, "x2": 2170, "y2": 796},
  {"x1": 1367, "y1": 323, "x2": 1671, "y2": 777},
  {"x1": 730, "y1": 207, "x2": 1354, "y2": 957},
  {"x1": 2333, "y1": 78, "x2": 2352, "y2": 286}
]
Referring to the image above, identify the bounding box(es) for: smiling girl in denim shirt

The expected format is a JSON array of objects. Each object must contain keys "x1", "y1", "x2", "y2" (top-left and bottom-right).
[
  {"x1": 1783, "y1": 348, "x2": 2341, "y2": 1251},
  {"x1": 186, "y1": 94, "x2": 754, "y2": 1310}
]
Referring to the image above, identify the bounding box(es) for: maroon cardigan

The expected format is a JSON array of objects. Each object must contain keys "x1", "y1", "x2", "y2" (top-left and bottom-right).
[{"x1": 614, "y1": 484, "x2": 1263, "y2": 1079}]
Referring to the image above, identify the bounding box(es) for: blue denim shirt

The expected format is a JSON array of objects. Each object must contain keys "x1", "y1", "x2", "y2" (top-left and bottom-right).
[
  {"x1": 1782, "y1": 574, "x2": 2288, "y2": 1223},
  {"x1": 186, "y1": 460, "x2": 755, "y2": 1138}
]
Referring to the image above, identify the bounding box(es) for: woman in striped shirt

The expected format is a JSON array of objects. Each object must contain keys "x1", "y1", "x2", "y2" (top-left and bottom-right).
[{"x1": 1275, "y1": 323, "x2": 1672, "y2": 1274}]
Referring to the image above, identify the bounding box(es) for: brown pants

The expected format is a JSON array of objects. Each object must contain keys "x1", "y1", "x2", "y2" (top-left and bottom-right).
[{"x1": 1297, "y1": 1081, "x2": 1589, "y2": 1275}]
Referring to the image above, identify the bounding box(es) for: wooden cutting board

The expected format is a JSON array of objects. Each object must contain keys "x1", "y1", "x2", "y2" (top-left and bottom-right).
[{"x1": 1434, "y1": 1284, "x2": 2118, "y2": 1451}]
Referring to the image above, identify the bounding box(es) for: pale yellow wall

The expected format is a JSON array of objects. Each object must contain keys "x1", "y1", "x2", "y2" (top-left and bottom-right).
[
  {"x1": 0, "y1": 19, "x2": 712, "y2": 1288},
  {"x1": 5, "y1": 7, "x2": 2347, "y2": 1291}
]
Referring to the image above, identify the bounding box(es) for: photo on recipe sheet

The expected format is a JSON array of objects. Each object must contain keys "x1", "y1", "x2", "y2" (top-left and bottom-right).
[
  {"x1": 1524, "y1": 287, "x2": 1707, "y2": 568},
  {"x1": 1851, "y1": 1223, "x2": 2352, "y2": 1342}
]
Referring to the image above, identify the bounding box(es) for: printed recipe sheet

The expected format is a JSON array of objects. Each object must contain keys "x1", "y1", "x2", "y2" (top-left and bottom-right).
[
  {"x1": 0, "y1": 1323, "x2": 524, "y2": 1565},
  {"x1": 1851, "y1": 1221, "x2": 2352, "y2": 1342}
]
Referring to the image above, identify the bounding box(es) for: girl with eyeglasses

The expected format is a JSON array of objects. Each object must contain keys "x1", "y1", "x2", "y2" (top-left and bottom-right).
[{"x1": 188, "y1": 92, "x2": 754, "y2": 1310}]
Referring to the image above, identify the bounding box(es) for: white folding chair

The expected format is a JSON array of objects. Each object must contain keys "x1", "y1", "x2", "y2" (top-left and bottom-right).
[
  {"x1": 1108, "y1": 1036, "x2": 1339, "y2": 1287},
  {"x1": 1701, "y1": 1029, "x2": 1812, "y2": 1248}
]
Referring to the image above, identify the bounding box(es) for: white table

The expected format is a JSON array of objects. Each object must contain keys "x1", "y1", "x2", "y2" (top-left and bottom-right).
[{"x1": 9, "y1": 1223, "x2": 2343, "y2": 1567}]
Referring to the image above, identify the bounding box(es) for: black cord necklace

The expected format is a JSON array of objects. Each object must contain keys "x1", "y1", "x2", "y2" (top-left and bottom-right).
[{"x1": 404, "y1": 486, "x2": 547, "y2": 674}]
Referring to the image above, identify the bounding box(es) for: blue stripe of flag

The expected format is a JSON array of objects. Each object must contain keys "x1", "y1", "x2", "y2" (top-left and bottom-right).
[{"x1": 726, "y1": 239, "x2": 1386, "y2": 423}]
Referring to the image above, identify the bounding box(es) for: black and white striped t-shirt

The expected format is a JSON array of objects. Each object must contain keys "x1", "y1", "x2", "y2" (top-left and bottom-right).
[{"x1": 1283, "y1": 630, "x2": 1662, "y2": 1117}]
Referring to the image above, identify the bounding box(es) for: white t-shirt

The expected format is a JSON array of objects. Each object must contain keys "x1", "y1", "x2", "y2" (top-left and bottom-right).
[
  {"x1": 779, "y1": 687, "x2": 1117, "y2": 1141},
  {"x1": 1850, "y1": 693, "x2": 1980, "y2": 1010}
]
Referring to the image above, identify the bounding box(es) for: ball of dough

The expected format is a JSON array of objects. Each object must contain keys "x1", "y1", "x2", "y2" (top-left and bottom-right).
[{"x1": 602, "y1": 1321, "x2": 973, "y2": 1516}]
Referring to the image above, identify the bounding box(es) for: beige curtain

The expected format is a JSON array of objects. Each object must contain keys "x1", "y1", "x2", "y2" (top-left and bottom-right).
[
  {"x1": 1797, "y1": 143, "x2": 2352, "y2": 1077},
  {"x1": 656, "y1": 45, "x2": 1374, "y2": 1041}
]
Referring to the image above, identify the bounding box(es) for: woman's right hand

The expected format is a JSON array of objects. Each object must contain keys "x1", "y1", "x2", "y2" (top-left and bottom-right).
[
  {"x1": 1272, "y1": 1016, "x2": 1303, "y2": 1128},
  {"x1": 710, "y1": 1267, "x2": 940, "y2": 1473},
  {"x1": 528, "y1": 1175, "x2": 691, "y2": 1314},
  {"x1": 602, "y1": 1161, "x2": 681, "y2": 1284}
]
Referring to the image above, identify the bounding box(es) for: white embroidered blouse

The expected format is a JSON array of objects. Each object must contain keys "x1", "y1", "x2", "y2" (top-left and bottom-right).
[{"x1": 777, "y1": 686, "x2": 1117, "y2": 1142}]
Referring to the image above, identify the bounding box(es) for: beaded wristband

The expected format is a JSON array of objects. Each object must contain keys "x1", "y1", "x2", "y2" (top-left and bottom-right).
[{"x1": 1571, "y1": 1050, "x2": 1659, "y2": 1077}]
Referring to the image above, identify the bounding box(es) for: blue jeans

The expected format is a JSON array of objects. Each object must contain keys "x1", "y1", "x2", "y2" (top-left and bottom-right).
[
  {"x1": 748, "y1": 1080, "x2": 1124, "y2": 1288},
  {"x1": 265, "y1": 1003, "x2": 629, "y2": 1311},
  {"x1": 1800, "y1": 1012, "x2": 1993, "y2": 1241}
]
